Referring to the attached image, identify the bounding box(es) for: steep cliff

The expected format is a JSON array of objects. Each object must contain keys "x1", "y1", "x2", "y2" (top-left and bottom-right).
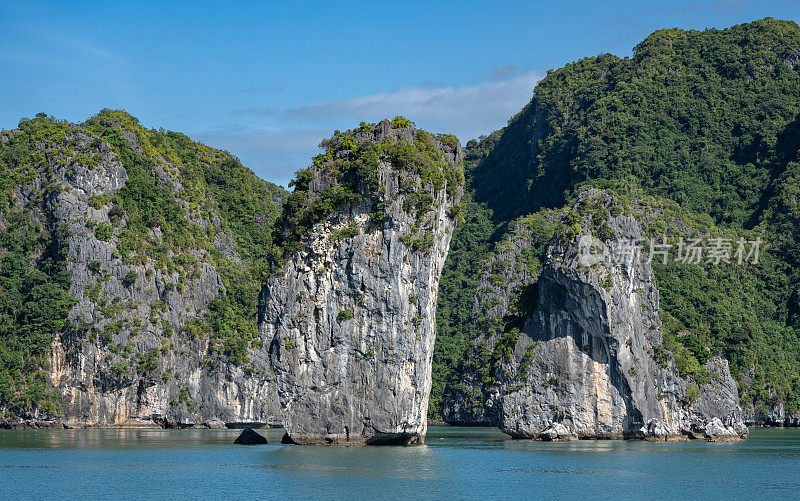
[
  {"x1": 432, "y1": 19, "x2": 800, "y2": 424},
  {"x1": 261, "y1": 118, "x2": 464, "y2": 444},
  {"x1": 0, "y1": 112, "x2": 286, "y2": 428},
  {"x1": 444, "y1": 189, "x2": 747, "y2": 441}
]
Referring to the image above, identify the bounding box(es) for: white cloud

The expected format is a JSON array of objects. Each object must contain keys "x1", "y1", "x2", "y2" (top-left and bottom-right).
[
  {"x1": 233, "y1": 70, "x2": 543, "y2": 142},
  {"x1": 192, "y1": 127, "x2": 328, "y2": 189},
  {"x1": 211, "y1": 69, "x2": 543, "y2": 186}
]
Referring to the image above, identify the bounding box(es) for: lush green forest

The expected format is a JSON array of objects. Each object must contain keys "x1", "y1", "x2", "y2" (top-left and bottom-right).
[
  {"x1": 431, "y1": 18, "x2": 800, "y2": 419},
  {"x1": 0, "y1": 117, "x2": 78, "y2": 416}
]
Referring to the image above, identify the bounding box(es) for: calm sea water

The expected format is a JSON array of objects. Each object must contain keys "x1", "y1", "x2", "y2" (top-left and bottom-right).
[{"x1": 0, "y1": 426, "x2": 798, "y2": 500}]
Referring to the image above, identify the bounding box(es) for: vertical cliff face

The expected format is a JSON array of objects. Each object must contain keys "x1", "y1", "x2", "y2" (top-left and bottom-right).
[
  {"x1": 261, "y1": 119, "x2": 463, "y2": 444},
  {"x1": 444, "y1": 189, "x2": 747, "y2": 441},
  {"x1": 0, "y1": 113, "x2": 285, "y2": 428}
]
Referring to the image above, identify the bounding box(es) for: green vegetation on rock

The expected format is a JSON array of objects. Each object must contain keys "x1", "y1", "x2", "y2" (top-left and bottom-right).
[
  {"x1": 0, "y1": 110, "x2": 287, "y2": 419},
  {"x1": 275, "y1": 118, "x2": 463, "y2": 264},
  {"x1": 82, "y1": 110, "x2": 286, "y2": 367},
  {"x1": 431, "y1": 18, "x2": 800, "y2": 420},
  {"x1": 0, "y1": 116, "x2": 78, "y2": 416}
]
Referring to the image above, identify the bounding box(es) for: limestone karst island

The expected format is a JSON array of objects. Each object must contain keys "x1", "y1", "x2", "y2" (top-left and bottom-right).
[{"x1": 2, "y1": 3, "x2": 800, "y2": 499}]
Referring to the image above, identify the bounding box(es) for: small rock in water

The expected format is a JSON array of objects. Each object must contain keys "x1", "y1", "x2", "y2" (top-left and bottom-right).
[{"x1": 234, "y1": 427, "x2": 268, "y2": 445}]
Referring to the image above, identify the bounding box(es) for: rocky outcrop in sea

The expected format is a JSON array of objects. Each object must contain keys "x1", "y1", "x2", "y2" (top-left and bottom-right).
[
  {"x1": 261, "y1": 119, "x2": 464, "y2": 444},
  {"x1": 0, "y1": 115, "x2": 749, "y2": 442},
  {"x1": 443, "y1": 189, "x2": 748, "y2": 441}
]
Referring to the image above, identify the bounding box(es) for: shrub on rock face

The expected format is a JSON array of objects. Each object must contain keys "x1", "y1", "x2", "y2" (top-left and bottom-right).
[
  {"x1": 273, "y1": 119, "x2": 464, "y2": 264},
  {"x1": 94, "y1": 223, "x2": 113, "y2": 241},
  {"x1": 122, "y1": 271, "x2": 137, "y2": 288}
]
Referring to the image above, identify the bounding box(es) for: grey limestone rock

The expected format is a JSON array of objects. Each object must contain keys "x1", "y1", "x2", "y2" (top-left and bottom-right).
[
  {"x1": 262, "y1": 120, "x2": 463, "y2": 444},
  {"x1": 1, "y1": 117, "x2": 284, "y2": 429},
  {"x1": 445, "y1": 189, "x2": 747, "y2": 441}
]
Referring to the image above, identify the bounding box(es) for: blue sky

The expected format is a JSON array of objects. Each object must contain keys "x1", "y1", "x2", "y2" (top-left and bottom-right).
[{"x1": 2, "y1": 1, "x2": 798, "y2": 187}]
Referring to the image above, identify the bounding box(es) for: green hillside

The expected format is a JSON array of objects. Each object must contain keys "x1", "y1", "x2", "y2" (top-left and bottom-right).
[
  {"x1": 0, "y1": 111, "x2": 286, "y2": 416},
  {"x1": 432, "y1": 18, "x2": 800, "y2": 420}
]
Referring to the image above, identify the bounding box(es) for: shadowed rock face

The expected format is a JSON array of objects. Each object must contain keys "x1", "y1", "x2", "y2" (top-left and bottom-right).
[
  {"x1": 743, "y1": 400, "x2": 800, "y2": 427},
  {"x1": 262, "y1": 120, "x2": 463, "y2": 444},
  {"x1": 445, "y1": 189, "x2": 747, "y2": 441}
]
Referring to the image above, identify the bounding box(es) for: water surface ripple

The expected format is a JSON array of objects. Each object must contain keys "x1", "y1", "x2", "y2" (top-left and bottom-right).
[{"x1": 1, "y1": 426, "x2": 798, "y2": 500}]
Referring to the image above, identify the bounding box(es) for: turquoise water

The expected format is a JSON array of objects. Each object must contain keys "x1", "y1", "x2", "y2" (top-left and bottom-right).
[{"x1": 1, "y1": 426, "x2": 799, "y2": 500}]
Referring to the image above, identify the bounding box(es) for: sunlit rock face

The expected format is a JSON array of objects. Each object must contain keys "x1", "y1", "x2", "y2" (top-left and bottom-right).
[
  {"x1": 445, "y1": 189, "x2": 747, "y2": 442},
  {"x1": 262, "y1": 120, "x2": 463, "y2": 444}
]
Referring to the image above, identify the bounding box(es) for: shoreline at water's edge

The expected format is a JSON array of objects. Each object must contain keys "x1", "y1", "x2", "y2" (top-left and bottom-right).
[
  {"x1": 1, "y1": 419, "x2": 770, "y2": 439},
  {"x1": 0, "y1": 421, "x2": 749, "y2": 443},
  {"x1": 0, "y1": 420, "x2": 284, "y2": 430},
  {"x1": 427, "y1": 419, "x2": 450, "y2": 426}
]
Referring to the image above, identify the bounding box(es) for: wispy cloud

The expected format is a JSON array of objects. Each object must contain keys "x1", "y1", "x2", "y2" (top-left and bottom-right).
[
  {"x1": 45, "y1": 32, "x2": 118, "y2": 62},
  {"x1": 229, "y1": 106, "x2": 281, "y2": 117},
  {"x1": 231, "y1": 69, "x2": 543, "y2": 141},
  {"x1": 193, "y1": 126, "x2": 328, "y2": 188},
  {"x1": 210, "y1": 68, "x2": 543, "y2": 186},
  {"x1": 489, "y1": 65, "x2": 527, "y2": 81},
  {"x1": 0, "y1": 28, "x2": 120, "y2": 69}
]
